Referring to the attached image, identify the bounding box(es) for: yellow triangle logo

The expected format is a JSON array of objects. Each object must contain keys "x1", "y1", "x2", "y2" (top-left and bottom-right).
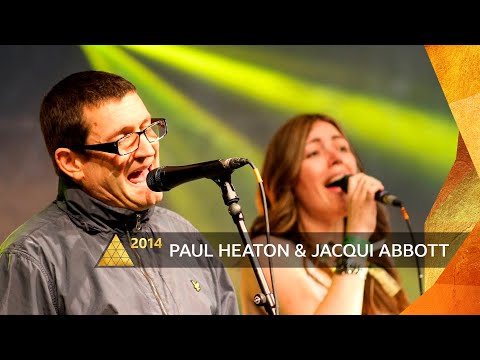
[{"x1": 97, "y1": 234, "x2": 134, "y2": 267}]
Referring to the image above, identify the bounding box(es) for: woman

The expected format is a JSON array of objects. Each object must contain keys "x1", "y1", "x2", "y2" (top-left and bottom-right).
[{"x1": 240, "y1": 113, "x2": 410, "y2": 315}]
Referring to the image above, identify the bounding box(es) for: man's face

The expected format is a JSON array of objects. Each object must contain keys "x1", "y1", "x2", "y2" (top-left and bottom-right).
[{"x1": 78, "y1": 92, "x2": 163, "y2": 210}]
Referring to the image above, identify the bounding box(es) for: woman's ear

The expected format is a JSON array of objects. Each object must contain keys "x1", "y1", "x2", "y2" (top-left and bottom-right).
[{"x1": 55, "y1": 148, "x2": 84, "y2": 181}]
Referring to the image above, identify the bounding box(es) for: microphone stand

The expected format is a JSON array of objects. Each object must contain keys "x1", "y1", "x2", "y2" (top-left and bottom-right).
[{"x1": 212, "y1": 173, "x2": 277, "y2": 315}]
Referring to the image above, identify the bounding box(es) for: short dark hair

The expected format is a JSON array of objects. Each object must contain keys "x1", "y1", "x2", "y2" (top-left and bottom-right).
[{"x1": 39, "y1": 70, "x2": 137, "y2": 175}]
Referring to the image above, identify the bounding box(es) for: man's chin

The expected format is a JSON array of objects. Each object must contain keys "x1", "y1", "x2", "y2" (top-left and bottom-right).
[
  {"x1": 124, "y1": 185, "x2": 163, "y2": 210},
  {"x1": 149, "y1": 191, "x2": 163, "y2": 204},
  {"x1": 139, "y1": 189, "x2": 163, "y2": 208}
]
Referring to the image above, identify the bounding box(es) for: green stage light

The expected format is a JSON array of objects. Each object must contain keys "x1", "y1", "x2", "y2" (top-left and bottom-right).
[{"x1": 124, "y1": 45, "x2": 457, "y2": 179}]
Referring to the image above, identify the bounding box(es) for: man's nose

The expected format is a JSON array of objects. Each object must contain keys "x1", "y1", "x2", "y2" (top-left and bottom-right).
[{"x1": 135, "y1": 133, "x2": 156, "y2": 157}]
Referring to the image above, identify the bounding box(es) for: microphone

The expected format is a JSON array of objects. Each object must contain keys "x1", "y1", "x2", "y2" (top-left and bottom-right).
[
  {"x1": 146, "y1": 157, "x2": 249, "y2": 192},
  {"x1": 326, "y1": 175, "x2": 403, "y2": 207}
]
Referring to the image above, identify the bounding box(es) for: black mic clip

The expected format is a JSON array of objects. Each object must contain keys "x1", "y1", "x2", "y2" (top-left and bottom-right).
[{"x1": 211, "y1": 169, "x2": 240, "y2": 206}]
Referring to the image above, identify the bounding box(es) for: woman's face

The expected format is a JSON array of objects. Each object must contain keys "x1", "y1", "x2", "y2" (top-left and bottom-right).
[{"x1": 294, "y1": 120, "x2": 359, "y2": 218}]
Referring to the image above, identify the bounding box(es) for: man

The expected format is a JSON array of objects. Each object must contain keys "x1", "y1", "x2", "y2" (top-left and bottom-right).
[{"x1": 0, "y1": 70, "x2": 239, "y2": 315}]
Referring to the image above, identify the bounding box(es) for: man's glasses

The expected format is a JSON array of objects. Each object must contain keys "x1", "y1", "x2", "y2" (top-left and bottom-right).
[{"x1": 72, "y1": 118, "x2": 167, "y2": 156}]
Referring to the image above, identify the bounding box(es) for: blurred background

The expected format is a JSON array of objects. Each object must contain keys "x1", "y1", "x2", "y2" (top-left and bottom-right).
[{"x1": 0, "y1": 45, "x2": 458, "y2": 304}]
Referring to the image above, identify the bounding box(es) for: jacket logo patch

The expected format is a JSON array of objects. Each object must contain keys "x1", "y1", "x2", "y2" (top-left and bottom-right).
[
  {"x1": 191, "y1": 280, "x2": 201, "y2": 292},
  {"x1": 97, "y1": 234, "x2": 134, "y2": 267}
]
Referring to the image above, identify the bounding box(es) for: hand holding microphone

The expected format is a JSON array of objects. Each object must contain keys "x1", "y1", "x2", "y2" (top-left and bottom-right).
[
  {"x1": 326, "y1": 174, "x2": 403, "y2": 207},
  {"x1": 327, "y1": 173, "x2": 403, "y2": 238}
]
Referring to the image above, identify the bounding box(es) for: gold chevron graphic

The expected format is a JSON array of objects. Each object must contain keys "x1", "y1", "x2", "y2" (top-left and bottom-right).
[
  {"x1": 97, "y1": 234, "x2": 134, "y2": 267},
  {"x1": 402, "y1": 45, "x2": 480, "y2": 314}
]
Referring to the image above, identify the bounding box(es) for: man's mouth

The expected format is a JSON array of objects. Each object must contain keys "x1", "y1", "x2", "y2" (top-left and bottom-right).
[{"x1": 128, "y1": 165, "x2": 152, "y2": 184}]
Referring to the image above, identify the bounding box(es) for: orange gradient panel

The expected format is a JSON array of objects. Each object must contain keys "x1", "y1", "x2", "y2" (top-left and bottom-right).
[
  {"x1": 425, "y1": 45, "x2": 480, "y2": 104},
  {"x1": 403, "y1": 45, "x2": 480, "y2": 314}
]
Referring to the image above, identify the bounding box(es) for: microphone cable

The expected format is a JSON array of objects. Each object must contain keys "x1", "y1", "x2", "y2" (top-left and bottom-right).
[
  {"x1": 398, "y1": 204, "x2": 424, "y2": 296},
  {"x1": 248, "y1": 159, "x2": 279, "y2": 315}
]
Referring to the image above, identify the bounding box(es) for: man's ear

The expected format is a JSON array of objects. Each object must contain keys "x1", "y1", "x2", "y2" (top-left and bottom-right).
[{"x1": 55, "y1": 148, "x2": 84, "y2": 181}]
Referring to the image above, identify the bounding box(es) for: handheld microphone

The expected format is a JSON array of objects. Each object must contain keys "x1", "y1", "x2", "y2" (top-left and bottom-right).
[
  {"x1": 146, "y1": 157, "x2": 249, "y2": 192},
  {"x1": 326, "y1": 175, "x2": 403, "y2": 207}
]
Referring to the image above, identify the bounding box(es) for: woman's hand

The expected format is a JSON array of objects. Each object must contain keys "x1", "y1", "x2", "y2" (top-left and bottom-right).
[{"x1": 345, "y1": 172, "x2": 384, "y2": 239}]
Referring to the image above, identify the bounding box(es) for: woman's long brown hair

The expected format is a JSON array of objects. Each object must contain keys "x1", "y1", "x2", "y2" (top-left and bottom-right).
[{"x1": 250, "y1": 114, "x2": 410, "y2": 314}]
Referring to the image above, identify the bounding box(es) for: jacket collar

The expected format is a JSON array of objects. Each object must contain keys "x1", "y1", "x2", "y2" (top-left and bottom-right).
[{"x1": 55, "y1": 176, "x2": 154, "y2": 234}]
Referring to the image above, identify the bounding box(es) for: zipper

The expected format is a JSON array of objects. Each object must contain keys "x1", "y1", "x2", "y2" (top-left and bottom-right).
[
  {"x1": 135, "y1": 214, "x2": 142, "y2": 231},
  {"x1": 127, "y1": 219, "x2": 168, "y2": 315}
]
